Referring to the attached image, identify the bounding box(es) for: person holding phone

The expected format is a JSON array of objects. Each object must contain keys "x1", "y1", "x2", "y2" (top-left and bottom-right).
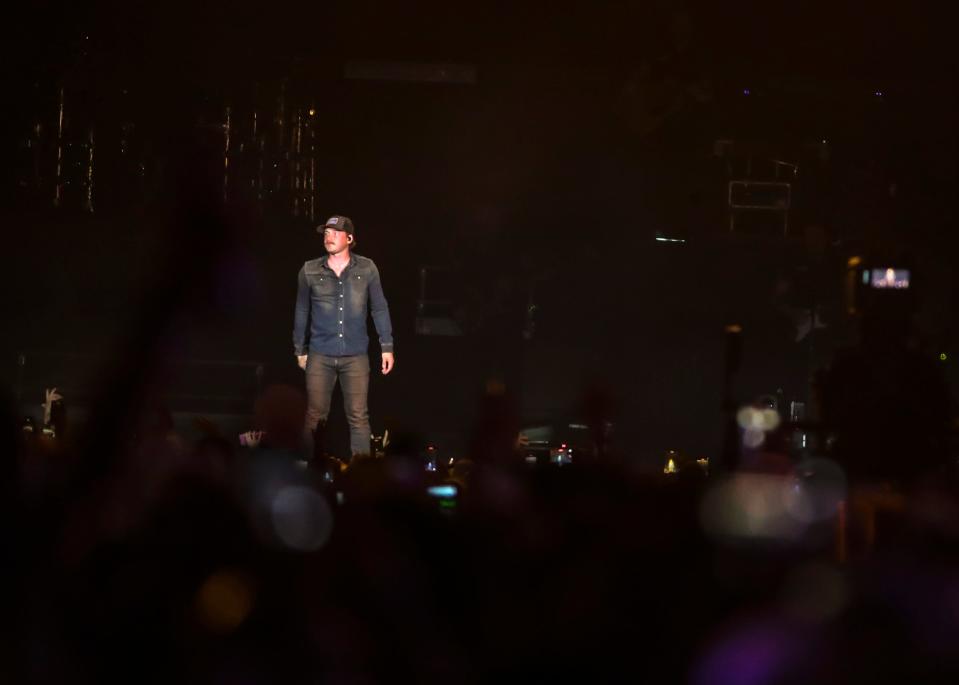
[{"x1": 293, "y1": 215, "x2": 394, "y2": 461}]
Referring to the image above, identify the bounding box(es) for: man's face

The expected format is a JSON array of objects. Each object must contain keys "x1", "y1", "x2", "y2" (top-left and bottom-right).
[{"x1": 323, "y1": 227, "x2": 351, "y2": 255}]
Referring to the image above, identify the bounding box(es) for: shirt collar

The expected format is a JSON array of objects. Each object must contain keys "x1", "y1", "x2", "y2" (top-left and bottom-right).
[{"x1": 321, "y1": 253, "x2": 356, "y2": 271}]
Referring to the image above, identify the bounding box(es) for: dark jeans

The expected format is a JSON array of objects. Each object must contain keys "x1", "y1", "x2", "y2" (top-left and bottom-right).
[{"x1": 305, "y1": 353, "x2": 371, "y2": 457}]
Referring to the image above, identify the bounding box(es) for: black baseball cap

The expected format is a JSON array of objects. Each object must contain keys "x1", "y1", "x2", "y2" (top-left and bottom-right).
[{"x1": 318, "y1": 215, "x2": 355, "y2": 234}]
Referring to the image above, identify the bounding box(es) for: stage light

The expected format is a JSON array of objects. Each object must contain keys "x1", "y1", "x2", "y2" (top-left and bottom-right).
[{"x1": 736, "y1": 406, "x2": 781, "y2": 450}]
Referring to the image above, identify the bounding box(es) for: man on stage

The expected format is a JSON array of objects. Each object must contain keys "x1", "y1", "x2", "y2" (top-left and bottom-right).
[{"x1": 293, "y1": 215, "x2": 394, "y2": 460}]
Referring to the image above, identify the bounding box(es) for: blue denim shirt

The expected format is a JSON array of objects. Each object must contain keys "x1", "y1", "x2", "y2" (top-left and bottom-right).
[{"x1": 293, "y1": 253, "x2": 394, "y2": 357}]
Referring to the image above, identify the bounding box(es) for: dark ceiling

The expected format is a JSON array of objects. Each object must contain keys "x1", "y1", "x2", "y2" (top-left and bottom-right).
[{"x1": 5, "y1": 1, "x2": 956, "y2": 85}]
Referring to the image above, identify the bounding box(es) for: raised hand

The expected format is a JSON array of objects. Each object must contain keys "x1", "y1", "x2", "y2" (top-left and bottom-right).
[{"x1": 43, "y1": 387, "x2": 63, "y2": 424}]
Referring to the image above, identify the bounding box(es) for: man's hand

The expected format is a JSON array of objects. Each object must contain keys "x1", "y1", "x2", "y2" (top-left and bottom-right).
[
  {"x1": 44, "y1": 387, "x2": 63, "y2": 407},
  {"x1": 43, "y1": 387, "x2": 63, "y2": 425},
  {"x1": 381, "y1": 352, "x2": 395, "y2": 375},
  {"x1": 297, "y1": 355, "x2": 307, "y2": 370},
  {"x1": 240, "y1": 430, "x2": 264, "y2": 448}
]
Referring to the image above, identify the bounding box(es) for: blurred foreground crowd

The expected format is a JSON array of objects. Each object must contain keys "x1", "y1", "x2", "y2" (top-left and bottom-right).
[{"x1": 5, "y1": 364, "x2": 959, "y2": 685}]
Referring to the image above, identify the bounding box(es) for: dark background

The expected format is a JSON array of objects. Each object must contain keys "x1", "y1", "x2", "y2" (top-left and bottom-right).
[{"x1": 2, "y1": 0, "x2": 957, "y2": 459}]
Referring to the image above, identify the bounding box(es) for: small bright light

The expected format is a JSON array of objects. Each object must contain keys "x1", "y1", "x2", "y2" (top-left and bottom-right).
[
  {"x1": 308, "y1": 108, "x2": 316, "y2": 116},
  {"x1": 940, "y1": 353, "x2": 948, "y2": 362},
  {"x1": 743, "y1": 88, "x2": 751, "y2": 96},
  {"x1": 763, "y1": 409, "x2": 781, "y2": 430},
  {"x1": 737, "y1": 408, "x2": 760, "y2": 430},
  {"x1": 737, "y1": 407, "x2": 779, "y2": 432},
  {"x1": 847, "y1": 256, "x2": 862, "y2": 267},
  {"x1": 664, "y1": 458, "x2": 679, "y2": 475}
]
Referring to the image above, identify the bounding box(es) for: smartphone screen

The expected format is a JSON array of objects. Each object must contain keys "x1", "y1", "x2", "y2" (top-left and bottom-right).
[
  {"x1": 869, "y1": 268, "x2": 910, "y2": 289},
  {"x1": 427, "y1": 484, "x2": 457, "y2": 499}
]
